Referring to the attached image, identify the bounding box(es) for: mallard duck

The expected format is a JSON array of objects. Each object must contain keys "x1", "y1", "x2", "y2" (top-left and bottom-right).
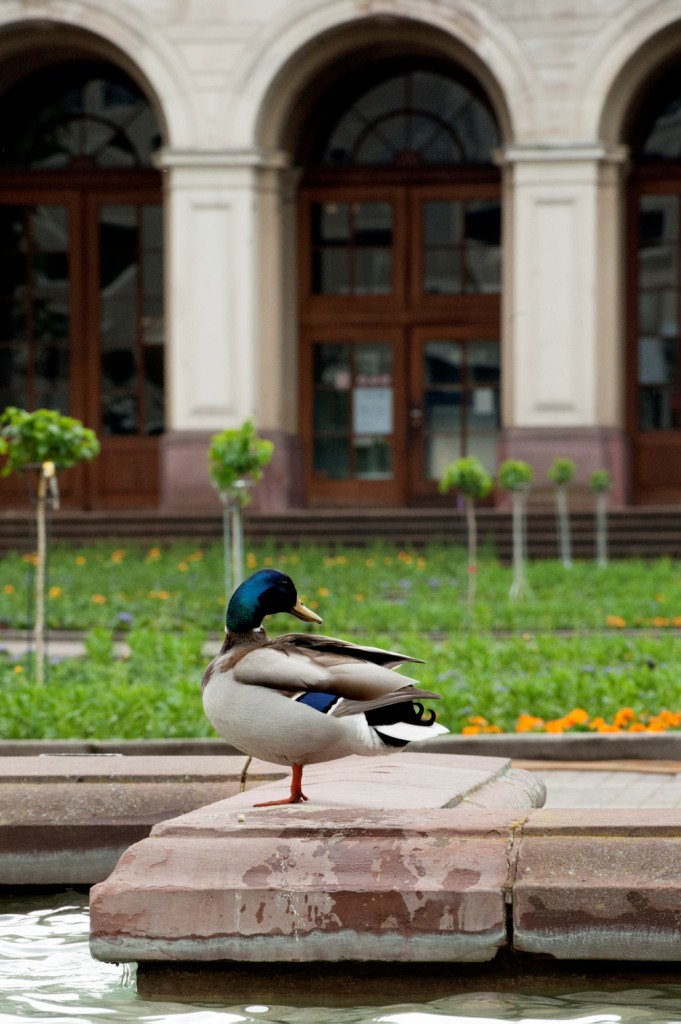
[{"x1": 202, "y1": 568, "x2": 449, "y2": 806}]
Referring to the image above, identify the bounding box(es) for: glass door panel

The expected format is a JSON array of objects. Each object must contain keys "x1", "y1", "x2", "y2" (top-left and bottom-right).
[
  {"x1": 0, "y1": 203, "x2": 71, "y2": 414},
  {"x1": 98, "y1": 202, "x2": 164, "y2": 438},
  {"x1": 411, "y1": 332, "x2": 500, "y2": 495},
  {"x1": 636, "y1": 195, "x2": 681, "y2": 430},
  {"x1": 312, "y1": 339, "x2": 394, "y2": 481},
  {"x1": 311, "y1": 201, "x2": 393, "y2": 296}
]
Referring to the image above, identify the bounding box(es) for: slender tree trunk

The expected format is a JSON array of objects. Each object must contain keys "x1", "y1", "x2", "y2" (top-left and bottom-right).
[
  {"x1": 596, "y1": 490, "x2": 608, "y2": 568},
  {"x1": 509, "y1": 488, "x2": 530, "y2": 599},
  {"x1": 555, "y1": 484, "x2": 572, "y2": 568},
  {"x1": 231, "y1": 500, "x2": 245, "y2": 588},
  {"x1": 464, "y1": 495, "x2": 477, "y2": 606},
  {"x1": 34, "y1": 466, "x2": 48, "y2": 685},
  {"x1": 221, "y1": 495, "x2": 233, "y2": 607}
]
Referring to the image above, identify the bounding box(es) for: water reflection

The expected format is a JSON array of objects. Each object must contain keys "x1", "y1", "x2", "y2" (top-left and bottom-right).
[{"x1": 3, "y1": 893, "x2": 681, "y2": 1024}]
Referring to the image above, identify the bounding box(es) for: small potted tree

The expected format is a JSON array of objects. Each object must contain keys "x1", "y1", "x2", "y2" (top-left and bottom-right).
[
  {"x1": 0, "y1": 407, "x2": 99, "y2": 683},
  {"x1": 547, "y1": 456, "x2": 576, "y2": 568},
  {"x1": 439, "y1": 456, "x2": 493, "y2": 607},
  {"x1": 208, "y1": 420, "x2": 274, "y2": 598},
  {"x1": 590, "y1": 469, "x2": 611, "y2": 568},
  {"x1": 498, "y1": 458, "x2": 533, "y2": 599}
]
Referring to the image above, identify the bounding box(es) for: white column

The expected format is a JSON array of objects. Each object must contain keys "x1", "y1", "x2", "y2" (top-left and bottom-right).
[
  {"x1": 500, "y1": 143, "x2": 630, "y2": 504},
  {"x1": 156, "y1": 148, "x2": 289, "y2": 511}
]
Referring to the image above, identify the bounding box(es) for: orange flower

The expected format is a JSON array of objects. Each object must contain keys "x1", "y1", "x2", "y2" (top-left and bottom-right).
[
  {"x1": 515, "y1": 713, "x2": 544, "y2": 733},
  {"x1": 564, "y1": 708, "x2": 589, "y2": 727},
  {"x1": 22, "y1": 552, "x2": 38, "y2": 565},
  {"x1": 545, "y1": 720, "x2": 566, "y2": 733},
  {"x1": 628, "y1": 723, "x2": 647, "y2": 732},
  {"x1": 596, "y1": 722, "x2": 621, "y2": 732},
  {"x1": 468, "y1": 715, "x2": 489, "y2": 727},
  {"x1": 613, "y1": 707, "x2": 636, "y2": 728},
  {"x1": 91, "y1": 594, "x2": 107, "y2": 604},
  {"x1": 606, "y1": 615, "x2": 626, "y2": 628},
  {"x1": 146, "y1": 547, "x2": 161, "y2": 562},
  {"x1": 462, "y1": 725, "x2": 481, "y2": 735},
  {"x1": 178, "y1": 562, "x2": 189, "y2": 571},
  {"x1": 75, "y1": 555, "x2": 86, "y2": 565},
  {"x1": 110, "y1": 549, "x2": 126, "y2": 563},
  {"x1": 653, "y1": 617, "x2": 670, "y2": 628},
  {"x1": 3, "y1": 584, "x2": 15, "y2": 595},
  {"x1": 246, "y1": 552, "x2": 257, "y2": 569},
  {"x1": 48, "y1": 586, "x2": 63, "y2": 598}
]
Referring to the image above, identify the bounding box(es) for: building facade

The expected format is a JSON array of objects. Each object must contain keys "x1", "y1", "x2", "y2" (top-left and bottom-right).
[{"x1": 1, "y1": 0, "x2": 681, "y2": 512}]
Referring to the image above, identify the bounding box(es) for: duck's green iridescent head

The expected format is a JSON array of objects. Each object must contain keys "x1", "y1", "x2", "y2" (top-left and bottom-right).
[{"x1": 226, "y1": 568, "x2": 323, "y2": 633}]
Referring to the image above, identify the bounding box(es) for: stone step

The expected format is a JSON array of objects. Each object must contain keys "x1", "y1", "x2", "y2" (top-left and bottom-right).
[{"x1": 4, "y1": 507, "x2": 681, "y2": 557}]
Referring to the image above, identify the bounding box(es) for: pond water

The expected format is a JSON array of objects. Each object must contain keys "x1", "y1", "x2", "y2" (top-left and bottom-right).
[{"x1": 2, "y1": 891, "x2": 681, "y2": 1024}]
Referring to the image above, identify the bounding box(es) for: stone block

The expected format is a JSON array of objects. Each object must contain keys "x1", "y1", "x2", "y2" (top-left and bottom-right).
[
  {"x1": 513, "y1": 809, "x2": 681, "y2": 960},
  {"x1": 90, "y1": 754, "x2": 542, "y2": 965},
  {"x1": 0, "y1": 755, "x2": 284, "y2": 884}
]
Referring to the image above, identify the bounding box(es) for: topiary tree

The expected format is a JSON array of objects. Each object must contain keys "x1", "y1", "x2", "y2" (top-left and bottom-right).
[
  {"x1": 590, "y1": 469, "x2": 611, "y2": 568},
  {"x1": 439, "y1": 456, "x2": 493, "y2": 606},
  {"x1": 547, "y1": 456, "x2": 575, "y2": 569},
  {"x1": 498, "y1": 459, "x2": 533, "y2": 599},
  {"x1": 208, "y1": 420, "x2": 274, "y2": 599},
  {"x1": 0, "y1": 407, "x2": 99, "y2": 683}
]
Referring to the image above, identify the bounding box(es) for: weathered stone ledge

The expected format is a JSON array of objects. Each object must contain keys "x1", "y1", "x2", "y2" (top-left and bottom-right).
[
  {"x1": 1, "y1": 730, "x2": 679, "y2": 759},
  {"x1": 87, "y1": 752, "x2": 681, "y2": 1001},
  {"x1": 0, "y1": 751, "x2": 539, "y2": 885},
  {"x1": 0, "y1": 754, "x2": 285, "y2": 885}
]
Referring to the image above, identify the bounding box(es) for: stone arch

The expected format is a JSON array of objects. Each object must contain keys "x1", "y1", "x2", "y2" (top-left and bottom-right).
[
  {"x1": 579, "y1": 2, "x2": 681, "y2": 145},
  {"x1": 230, "y1": 0, "x2": 535, "y2": 155},
  {"x1": 0, "y1": 6, "x2": 198, "y2": 148}
]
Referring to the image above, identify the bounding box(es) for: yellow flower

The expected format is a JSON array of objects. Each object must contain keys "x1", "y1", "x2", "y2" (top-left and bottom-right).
[
  {"x1": 91, "y1": 594, "x2": 107, "y2": 604},
  {"x1": 3, "y1": 584, "x2": 15, "y2": 595},
  {"x1": 264, "y1": 556, "x2": 273, "y2": 566},
  {"x1": 318, "y1": 587, "x2": 330, "y2": 597},
  {"x1": 246, "y1": 552, "x2": 257, "y2": 569},
  {"x1": 13, "y1": 664, "x2": 23, "y2": 674},
  {"x1": 178, "y1": 562, "x2": 189, "y2": 572},
  {"x1": 75, "y1": 555, "x2": 87, "y2": 565},
  {"x1": 48, "y1": 586, "x2": 63, "y2": 598},
  {"x1": 23, "y1": 553, "x2": 38, "y2": 565},
  {"x1": 110, "y1": 549, "x2": 126, "y2": 563},
  {"x1": 147, "y1": 547, "x2": 161, "y2": 561},
  {"x1": 355, "y1": 593, "x2": 365, "y2": 601},
  {"x1": 365, "y1": 558, "x2": 375, "y2": 568},
  {"x1": 187, "y1": 550, "x2": 204, "y2": 562}
]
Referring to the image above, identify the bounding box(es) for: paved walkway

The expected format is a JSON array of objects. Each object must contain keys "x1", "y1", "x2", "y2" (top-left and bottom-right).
[{"x1": 518, "y1": 761, "x2": 681, "y2": 808}]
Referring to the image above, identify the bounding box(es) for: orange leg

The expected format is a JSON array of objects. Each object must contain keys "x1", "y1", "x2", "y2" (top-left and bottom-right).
[{"x1": 254, "y1": 763, "x2": 309, "y2": 807}]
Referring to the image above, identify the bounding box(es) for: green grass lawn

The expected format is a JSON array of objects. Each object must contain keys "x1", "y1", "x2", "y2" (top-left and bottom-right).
[{"x1": 2, "y1": 539, "x2": 681, "y2": 737}]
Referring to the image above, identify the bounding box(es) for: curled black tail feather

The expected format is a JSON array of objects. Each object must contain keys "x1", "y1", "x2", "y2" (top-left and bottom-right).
[{"x1": 365, "y1": 700, "x2": 437, "y2": 728}]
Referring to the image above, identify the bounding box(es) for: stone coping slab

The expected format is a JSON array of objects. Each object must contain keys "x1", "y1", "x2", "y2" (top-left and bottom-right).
[
  {"x1": 0, "y1": 752, "x2": 539, "y2": 886},
  {"x1": 1, "y1": 732, "x2": 680, "y2": 759},
  {"x1": 0, "y1": 754, "x2": 285, "y2": 885}
]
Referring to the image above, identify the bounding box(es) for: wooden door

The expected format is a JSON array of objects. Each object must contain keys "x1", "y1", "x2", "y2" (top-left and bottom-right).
[
  {"x1": 0, "y1": 180, "x2": 163, "y2": 509},
  {"x1": 299, "y1": 180, "x2": 501, "y2": 506},
  {"x1": 628, "y1": 174, "x2": 681, "y2": 503}
]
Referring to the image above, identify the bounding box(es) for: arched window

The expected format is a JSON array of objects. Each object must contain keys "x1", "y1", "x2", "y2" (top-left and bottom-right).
[
  {"x1": 0, "y1": 63, "x2": 160, "y2": 170},
  {"x1": 320, "y1": 69, "x2": 500, "y2": 167}
]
